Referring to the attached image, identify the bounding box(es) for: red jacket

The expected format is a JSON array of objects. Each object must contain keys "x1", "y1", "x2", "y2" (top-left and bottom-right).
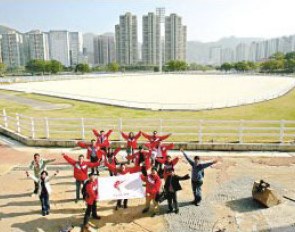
[
  {"x1": 92, "y1": 129, "x2": 113, "y2": 148},
  {"x1": 141, "y1": 174, "x2": 161, "y2": 199},
  {"x1": 105, "y1": 161, "x2": 141, "y2": 175},
  {"x1": 121, "y1": 131, "x2": 141, "y2": 149},
  {"x1": 63, "y1": 155, "x2": 100, "y2": 181},
  {"x1": 146, "y1": 143, "x2": 174, "y2": 159},
  {"x1": 142, "y1": 132, "x2": 171, "y2": 147},
  {"x1": 126, "y1": 150, "x2": 151, "y2": 167},
  {"x1": 156, "y1": 157, "x2": 179, "y2": 179},
  {"x1": 77, "y1": 141, "x2": 105, "y2": 159},
  {"x1": 104, "y1": 147, "x2": 120, "y2": 166},
  {"x1": 85, "y1": 180, "x2": 98, "y2": 205}
]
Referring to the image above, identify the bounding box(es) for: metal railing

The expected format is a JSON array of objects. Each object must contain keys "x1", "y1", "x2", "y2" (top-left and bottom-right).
[{"x1": 1, "y1": 109, "x2": 295, "y2": 143}]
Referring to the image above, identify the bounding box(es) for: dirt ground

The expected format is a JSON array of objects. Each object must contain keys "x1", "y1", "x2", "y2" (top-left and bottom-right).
[{"x1": 0, "y1": 143, "x2": 295, "y2": 232}]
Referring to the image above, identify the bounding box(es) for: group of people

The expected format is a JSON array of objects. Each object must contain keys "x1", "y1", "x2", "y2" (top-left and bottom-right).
[{"x1": 26, "y1": 129, "x2": 218, "y2": 231}]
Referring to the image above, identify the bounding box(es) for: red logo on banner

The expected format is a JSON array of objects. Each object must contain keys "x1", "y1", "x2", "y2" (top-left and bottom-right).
[{"x1": 114, "y1": 180, "x2": 125, "y2": 191}]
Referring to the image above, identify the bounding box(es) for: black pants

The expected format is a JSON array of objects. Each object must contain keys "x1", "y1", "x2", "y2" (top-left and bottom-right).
[
  {"x1": 167, "y1": 191, "x2": 178, "y2": 211},
  {"x1": 75, "y1": 180, "x2": 85, "y2": 201},
  {"x1": 33, "y1": 181, "x2": 39, "y2": 194},
  {"x1": 83, "y1": 201, "x2": 97, "y2": 226},
  {"x1": 40, "y1": 193, "x2": 50, "y2": 213},
  {"x1": 90, "y1": 156, "x2": 99, "y2": 175},
  {"x1": 155, "y1": 160, "x2": 163, "y2": 178},
  {"x1": 117, "y1": 199, "x2": 128, "y2": 208},
  {"x1": 109, "y1": 170, "x2": 114, "y2": 176}
]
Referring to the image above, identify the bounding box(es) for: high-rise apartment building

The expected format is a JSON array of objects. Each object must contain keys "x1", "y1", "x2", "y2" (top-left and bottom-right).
[
  {"x1": 1, "y1": 32, "x2": 28, "y2": 68},
  {"x1": 165, "y1": 13, "x2": 187, "y2": 62},
  {"x1": 235, "y1": 43, "x2": 249, "y2": 62},
  {"x1": 93, "y1": 33, "x2": 116, "y2": 65},
  {"x1": 142, "y1": 12, "x2": 160, "y2": 66},
  {"x1": 69, "y1": 32, "x2": 83, "y2": 66},
  {"x1": 27, "y1": 30, "x2": 50, "y2": 61},
  {"x1": 49, "y1": 30, "x2": 70, "y2": 66},
  {"x1": 115, "y1": 12, "x2": 138, "y2": 65},
  {"x1": 221, "y1": 48, "x2": 235, "y2": 64}
]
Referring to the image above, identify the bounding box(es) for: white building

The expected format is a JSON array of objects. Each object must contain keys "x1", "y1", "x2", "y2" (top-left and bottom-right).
[
  {"x1": 142, "y1": 12, "x2": 160, "y2": 66},
  {"x1": 165, "y1": 13, "x2": 187, "y2": 62},
  {"x1": 27, "y1": 30, "x2": 50, "y2": 61},
  {"x1": 235, "y1": 43, "x2": 249, "y2": 62},
  {"x1": 69, "y1": 32, "x2": 83, "y2": 66},
  {"x1": 1, "y1": 32, "x2": 28, "y2": 68},
  {"x1": 93, "y1": 33, "x2": 116, "y2": 65},
  {"x1": 209, "y1": 46, "x2": 222, "y2": 65},
  {"x1": 221, "y1": 48, "x2": 234, "y2": 64},
  {"x1": 49, "y1": 30, "x2": 70, "y2": 66},
  {"x1": 115, "y1": 12, "x2": 138, "y2": 65}
]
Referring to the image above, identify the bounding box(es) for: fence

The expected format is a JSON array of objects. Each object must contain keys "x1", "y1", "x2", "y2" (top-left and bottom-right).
[{"x1": 1, "y1": 109, "x2": 295, "y2": 144}]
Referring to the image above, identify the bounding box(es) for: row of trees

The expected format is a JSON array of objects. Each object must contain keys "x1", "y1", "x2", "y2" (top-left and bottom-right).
[
  {"x1": 3, "y1": 52, "x2": 294, "y2": 76},
  {"x1": 220, "y1": 52, "x2": 295, "y2": 73},
  {"x1": 26, "y1": 60, "x2": 64, "y2": 75}
]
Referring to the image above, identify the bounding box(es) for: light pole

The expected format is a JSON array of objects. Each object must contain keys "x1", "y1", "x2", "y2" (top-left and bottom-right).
[{"x1": 156, "y1": 7, "x2": 165, "y2": 73}]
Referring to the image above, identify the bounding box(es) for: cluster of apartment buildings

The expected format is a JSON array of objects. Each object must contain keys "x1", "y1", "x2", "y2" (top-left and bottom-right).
[
  {"x1": 209, "y1": 35, "x2": 295, "y2": 65},
  {"x1": 0, "y1": 30, "x2": 85, "y2": 68},
  {"x1": 0, "y1": 10, "x2": 187, "y2": 69}
]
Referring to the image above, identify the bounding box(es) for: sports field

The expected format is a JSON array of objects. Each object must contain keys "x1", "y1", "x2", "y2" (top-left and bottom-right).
[{"x1": 1, "y1": 74, "x2": 295, "y2": 110}]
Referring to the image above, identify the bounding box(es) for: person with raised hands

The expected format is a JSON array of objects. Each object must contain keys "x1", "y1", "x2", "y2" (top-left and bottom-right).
[
  {"x1": 26, "y1": 169, "x2": 59, "y2": 216},
  {"x1": 28, "y1": 153, "x2": 55, "y2": 195},
  {"x1": 121, "y1": 131, "x2": 141, "y2": 162},
  {"x1": 141, "y1": 167, "x2": 162, "y2": 217},
  {"x1": 62, "y1": 153, "x2": 100, "y2": 203},
  {"x1": 76, "y1": 139, "x2": 105, "y2": 175},
  {"x1": 92, "y1": 129, "x2": 113, "y2": 150},
  {"x1": 180, "y1": 148, "x2": 218, "y2": 206}
]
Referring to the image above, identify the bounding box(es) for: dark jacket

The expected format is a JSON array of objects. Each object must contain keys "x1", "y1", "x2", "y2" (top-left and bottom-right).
[{"x1": 164, "y1": 174, "x2": 190, "y2": 192}]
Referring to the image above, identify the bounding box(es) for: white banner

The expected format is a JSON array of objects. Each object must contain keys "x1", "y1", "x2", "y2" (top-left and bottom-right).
[{"x1": 98, "y1": 173, "x2": 145, "y2": 201}]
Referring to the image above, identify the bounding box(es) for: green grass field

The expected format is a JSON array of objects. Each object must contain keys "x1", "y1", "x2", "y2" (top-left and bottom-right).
[
  {"x1": 0, "y1": 89, "x2": 294, "y2": 142},
  {"x1": 0, "y1": 88, "x2": 295, "y2": 120}
]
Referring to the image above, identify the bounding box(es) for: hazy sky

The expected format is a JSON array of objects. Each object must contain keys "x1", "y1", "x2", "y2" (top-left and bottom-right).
[{"x1": 0, "y1": 0, "x2": 294, "y2": 42}]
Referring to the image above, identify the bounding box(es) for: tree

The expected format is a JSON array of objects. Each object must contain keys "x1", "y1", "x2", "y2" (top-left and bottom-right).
[
  {"x1": 220, "y1": 63, "x2": 233, "y2": 72},
  {"x1": 284, "y1": 59, "x2": 295, "y2": 73},
  {"x1": 260, "y1": 59, "x2": 284, "y2": 73},
  {"x1": 166, "y1": 60, "x2": 188, "y2": 71},
  {"x1": 107, "y1": 62, "x2": 120, "y2": 72},
  {"x1": 285, "y1": 52, "x2": 295, "y2": 60},
  {"x1": 49, "y1": 60, "x2": 63, "y2": 74},
  {"x1": 234, "y1": 61, "x2": 250, "y2": 72},
  {"x1": 26, "y1": 59, "x2": 46, "y2": 75},
  {"x1": 270, "y1": 52, "x2": 285, "y2": 60},
  {"x1": 75, "y1": 63, "x2": 90, "y2": 74},
  {"x1": 0, "y1": 63, "x2": 7, "y2": 76}
]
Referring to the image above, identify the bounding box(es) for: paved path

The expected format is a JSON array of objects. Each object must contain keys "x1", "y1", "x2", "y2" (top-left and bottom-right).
[{"x1": 0, "y1": 92, "x2": 71, "y2": 110}]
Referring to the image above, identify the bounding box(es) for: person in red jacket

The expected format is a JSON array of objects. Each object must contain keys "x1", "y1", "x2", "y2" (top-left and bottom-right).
[
  {"x1": 126, "y1": 146, "x2": 151, "y2": 167},
  {"x1": 121, "y1": 131, "x2": 141, "y2": 162},
  {"x1": 156, "y1": 155, "x2": 179, "y2": 180},
  {"x1": 62, "y1": 153, "x2": 100, "y2": 203},
  {"x1": 76, "y1": 139, "x2": 105, "y2": 175},
  {"x1": 92, "y1": 129, "x2": 113, "y2": 150},
  {"x1": 141, "y1": 167, "x2": 162, "y2": 217},
  {"x1": 82, "y1": 173, "x2": 100, "y2": 230},
  {"x1": 104, "y1": 157, "x2": 145, "y2": 210},
  {"x1": 105, "y1": 147, "x2": 120, "y2": 176},
  {"x1": 142, "y1": 131, "x2": 171, "y2": 148},
  {"x1": 146, "y1": 143, "x2": 174, "y2": 176}
]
